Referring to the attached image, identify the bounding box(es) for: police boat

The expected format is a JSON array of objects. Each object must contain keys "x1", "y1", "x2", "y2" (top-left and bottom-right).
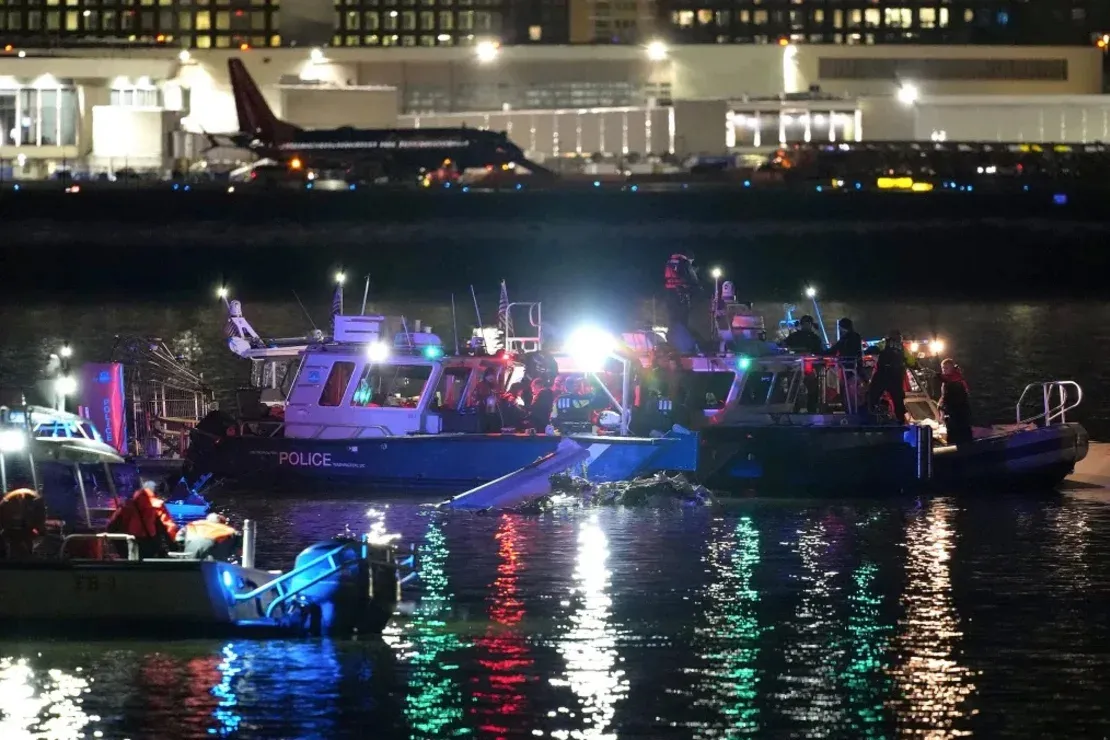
[
  {"x1": 0, "y1": 521, "x2": 410, "y2": 638},
  {"x1": 623, "y1": 284, "x2": 1088, "y2": 493},
  {"x1": 186, "y1": 295, "x2": 697, "y2": 492}
]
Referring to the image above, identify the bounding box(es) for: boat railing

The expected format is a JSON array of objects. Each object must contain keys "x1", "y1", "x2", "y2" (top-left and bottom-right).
[
  {"x1": 504, "y1": 301, "x2": 543, "y2": 353},
  {"x1": 60, "y1": 533, "x2": 139, "y2": 561},
  {"x1": 243, "y1": 420, "x2": 397, "y2": 439},
  {"x1": 1016, "y1": 381, "x2": 1083, "y2": 426}
]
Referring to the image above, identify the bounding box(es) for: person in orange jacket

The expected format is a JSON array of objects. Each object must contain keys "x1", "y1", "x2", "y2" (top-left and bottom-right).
[
  {"x1": 0, "y1": 488, "x2": 48, "y2": 559},
  {"x1": 106, "y1": 487, "x2": 179, "y2": 558},
  {"x1": 176, "y1": 513, "x2": 240, "y2": 561}
]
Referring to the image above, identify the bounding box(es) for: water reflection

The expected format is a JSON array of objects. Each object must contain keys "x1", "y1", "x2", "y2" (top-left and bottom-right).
[
  {"x1": 889, "y1": 499, "x2": 976, "y2": 738},
  {"x1": 1046, "y1": 504, "x2": 1090, "y2": 591},
  {"x1": 550, "y1": 515, "x2": 628, "y2": 739},
  {"x1": 686, "y1": 515, "x2": 763, "y2": 737},
  {"x1": 842, "y1": 561, "x2": 893, "y2": 738},
  {"x1": 470, "y1": 514, "x2": 535, "y2": 736},
  {"x1": 0, "y1": 658, "x2": 93, "y2": 740},
  {"x1": 391, "y1": 518, "x2": 468, "y2": 738},
  {"x1": 774, "y1": 519, "x2": 843, "y2": 735}
]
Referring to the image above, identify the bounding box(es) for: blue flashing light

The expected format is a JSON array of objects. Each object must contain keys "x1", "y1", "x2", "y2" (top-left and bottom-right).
[
  {"x1": 462, "y1": 186, "x2": 469, "y2": 192},
  {"x1": 306, "y1": 182, "x2": 313, "y2": 190},
  {"x1": 12, "y1": 184, "x2": 18, "y2": 191},
  {"x1": 816, "y1": 185, "x2": 823, "y2": 192},
  {"x1": 1053, "y1": 193, "x2": 1067, "y2": 205},
  {"x1": 593, "y1": 180, "x2": 601, "y2": 187},
  {"x1": 630, "y1": 185, "x2": 638, "y2": 192},
  {"x1": 172, "y1": 183, "x2": 179, "y2": 190},
  {"x1": 743, "y1": 180, "x2": 751, "y2": 188},
  {"x1": 444, "y1": 182, "x2": 451, "y2": 188},
  {"x1": 855, "y1": 182, "x2": 861, "y2": 190},
  {"x1": 1023, "y1": 184, "x2": 1029, "y2": 192},
  {"x1": 515, "y1": 183, "x2": 522, "y2": 190},
  {"x1": 422, "y1": 345, "x2": 444, "y2": 360},
  {"x1": 682, "y1": 183, "x2": 688, "y2": 189},
  {"x1": 349, "y1": 183, "x2": 356, "y2": 190},
  {"x1": 221, "y1": 570, "x2": 233, "y2": 589},
  {"x1": 967, "y1": 185, "x2": 973, "y2": 192},
  {"x1": 184, "y1": 184, "x2": 191, "y2": 191},
  {"x1": 737, "y1": 355, "x2": 751, "y2": 370}
]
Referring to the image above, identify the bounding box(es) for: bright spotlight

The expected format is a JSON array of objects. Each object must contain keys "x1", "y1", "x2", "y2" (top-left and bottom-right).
[
  {"x1": 367, "y1": 341, "x2": 390, "y2": 363},
  {"x1": 335, "y1": 271, "x2": 346, "y2": 284},
  {"x1": 804, "y1": 286, "x2": 817, "y2": 299},
  {"x1": 178, "y1": 49, "x2": 191, "y2": 63},
  {"x1": 0, "y1": 428, "x2": 26, "y2": 453},
  {"x1": 475, "y1": 40, "x2": 500, "y2": 63},
  {"x1": 897, "y1": 83, "x2": 919, "y2": 105},
  {"x1": 310, "y1": 47, "x2": 325, "y2": 63},
  {"x1": 646, "y1": 40, "x2": 668, "y2": 61},
  {"x1": 55, "y1": 376, "x2": 77, "y2": 397},
  {"x1": 566, "y1": 326, "x2": 616, "y2": 372},
  {"x1": 710, "y1": 267, "x2": 723, "y2": 279},
  {"x1": 930, "y1": 338, "x2": 945, "y2": 356},
  {"x1": 217, "y1": 286, "x2": 229, "y2": 299},
  {"x1": 909, "y1": 341, "x2": 920, "y2": 353},
  {"x1": 59, "y1": 344, "x2": 73, "y2": 359}
]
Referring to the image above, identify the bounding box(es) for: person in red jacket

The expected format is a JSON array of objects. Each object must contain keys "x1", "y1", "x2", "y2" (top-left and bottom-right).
[{"x1": 106, "y1": 487, "x2": 179, "y2": 558}]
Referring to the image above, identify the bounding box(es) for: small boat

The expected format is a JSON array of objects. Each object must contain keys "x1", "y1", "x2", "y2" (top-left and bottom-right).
[{"x1": 0, "y1": 521, "x2": 409, "y2": 638}]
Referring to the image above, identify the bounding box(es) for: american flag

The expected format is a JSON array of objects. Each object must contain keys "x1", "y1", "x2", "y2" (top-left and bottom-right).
[
  {"x1": 497, "y1": 280, "x2": 513, "y2": 338},
  {"x1": 225, "y1": 318, "x2": 238, "y2": 339},
  {"x1": 332, "y1": 282, "x2": 344, "y2": 316}
]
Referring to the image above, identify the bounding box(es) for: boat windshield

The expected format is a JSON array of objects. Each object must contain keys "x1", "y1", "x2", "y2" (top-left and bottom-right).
[
  {"x1": 433, "y1": 367, "x2": 471, "y2": 411},
  {"x1": 351, "y1": 364, "x2": 433, "y2": 408}
]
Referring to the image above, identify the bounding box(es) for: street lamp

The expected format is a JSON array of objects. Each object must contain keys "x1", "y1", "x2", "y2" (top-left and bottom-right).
[
  {"x1": 335, "y1": 271, "x2": 346, "y2": 284},
  {"x1": 646, "y1": 40, "x2": 668, "y2": 61}
]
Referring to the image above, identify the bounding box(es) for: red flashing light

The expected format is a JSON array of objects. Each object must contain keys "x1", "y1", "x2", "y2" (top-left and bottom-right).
[
  {"x1": 235, "y1": 9, "x2": 243, "y2": 15},
  {"x1": 496, "y1": 350, "x2": 511, "y2": 361}
]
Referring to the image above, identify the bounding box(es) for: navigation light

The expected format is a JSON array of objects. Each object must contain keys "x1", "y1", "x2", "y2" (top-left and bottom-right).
[
  {"x1": 711, "y1": 267, "x2": 723, "y2": 279},
  {"x1": 566, "y1": 326, "x2": 616, "y2": 372},
  {"x1": 367, "y1": 341, "x2": 390, "y2": 362},
  {"x1": 0, "y1": 429, "x2": 26, "y2": 453},
  {"x1": 55, "y1": 376, "x2": 77, "y2": 397}
]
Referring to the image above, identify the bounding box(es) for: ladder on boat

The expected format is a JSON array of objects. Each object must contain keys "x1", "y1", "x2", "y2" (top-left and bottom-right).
[{"x1": 1016, "y1": 381, "x2": 1083, "y2": 426}]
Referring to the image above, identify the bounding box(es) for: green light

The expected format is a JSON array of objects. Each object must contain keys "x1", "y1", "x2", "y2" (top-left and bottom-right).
[
  {"x1": 422, "y1": 345, "x2": 444, "y2": 360},
  {"x1": 737, "y1": 355, "x2": 751, "y2": 370}
]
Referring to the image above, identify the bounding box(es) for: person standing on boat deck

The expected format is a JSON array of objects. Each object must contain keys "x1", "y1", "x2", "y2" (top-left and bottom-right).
[
  {"x1": 177, "y1": 513, "x2": 240, "y2": 561},
  {"x1": 663, "y1": 252, "x2": 701, "y2": 353},
  {"x1": 527, "y1": 376, "x2": 556, "y2": 432},
  {"x1": 106, "y1": 487, "x2": 179, "y2": 559},
  {"x1": 824, "y1": 318, "x2": 862, "y2": 359},
  {"x1": 0, "y1": 488, "x2": 47, "y2": 559},
  {"x1": 868, "y1": 330, "x2": 908, "y2": 422},
  {"x1": 782, "y1": 315, "x2": 824, "y2": 413},
  {"x1": 938, "y1": 358, "x2": 973, "y2": 445}
]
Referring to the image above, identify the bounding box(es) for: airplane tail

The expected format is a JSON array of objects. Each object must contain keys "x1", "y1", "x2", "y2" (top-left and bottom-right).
[{"x1": 227, "y1": 58, "x2": 301, "y2": 146}]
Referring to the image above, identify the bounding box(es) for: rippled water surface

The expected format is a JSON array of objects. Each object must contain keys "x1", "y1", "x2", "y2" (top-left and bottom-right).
[{"x1": 5, "y1": 495, "x2": 1110, "y2": 739}]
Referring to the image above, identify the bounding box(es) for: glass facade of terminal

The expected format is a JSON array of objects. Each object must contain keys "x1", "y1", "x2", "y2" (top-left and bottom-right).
[
  {"x1": 331, "y1": 0, "x2": 504, "y2": 48},
  {"x1": 0, "y1": 83, "x2": 79, "y2": 147}
]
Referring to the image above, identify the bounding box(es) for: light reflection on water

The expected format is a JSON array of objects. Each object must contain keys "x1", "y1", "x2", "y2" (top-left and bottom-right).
[{"x1": 2, "y1": 496, "x2": 1109, "y2": 738}]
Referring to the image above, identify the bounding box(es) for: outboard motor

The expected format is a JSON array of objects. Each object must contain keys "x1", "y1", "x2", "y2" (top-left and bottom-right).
[{"x1": 287, "y1": 537, "x2": 400, "y2": 636}]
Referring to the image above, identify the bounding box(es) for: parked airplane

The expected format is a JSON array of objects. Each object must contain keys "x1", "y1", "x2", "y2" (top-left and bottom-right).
[{"x1": 225, "y1": 58, "x2": 551, "y2": 182}]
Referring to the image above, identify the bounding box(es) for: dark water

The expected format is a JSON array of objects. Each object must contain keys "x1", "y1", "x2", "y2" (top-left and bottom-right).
[
  {"x1": 1, "y1": 300, "x2": 1109, "y2": 738},
  {"x1": 6, "y1": 496, "x2": 1110, "y2": 739}
]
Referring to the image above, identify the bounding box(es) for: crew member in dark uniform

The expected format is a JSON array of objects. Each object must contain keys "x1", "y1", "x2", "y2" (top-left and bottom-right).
[
  {"x1": 938, "y1": 358, "x2": 973, "y2": 445},
  {"x1": 868, "y1": 330, "x2": 908, "y2": 422},
  {"x1": 663, "y1": 253, "x2": 700, "y2": 353},
  {"x1": 825, "y1": 317, "x2": 862, "y2": 359},
  {"x1": 782, "y1": 315, "x2": 824, "y2": 413}
]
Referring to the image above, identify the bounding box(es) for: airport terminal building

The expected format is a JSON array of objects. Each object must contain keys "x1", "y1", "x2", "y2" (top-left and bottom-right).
[{"x1": 0, "y1": 42, "x2": 1107, "y2": 177}]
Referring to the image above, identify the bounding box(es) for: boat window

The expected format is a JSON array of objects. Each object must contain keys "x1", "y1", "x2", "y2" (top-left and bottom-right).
[
  {"x1": 351, "y1": 364, "x2": 433, "y2": 408},
  {"x1": 434, "y1": 367, "x2": 471, "y2": 411},
  {"x1": 683, "y1": 371, "x2": 734, "y2": 410},
  {"x1": 319, "y1": 361, "x2": 356, "y2": 407},
  {"x1": 739, "y1": 371, "x2": 776, "y2": 405}
]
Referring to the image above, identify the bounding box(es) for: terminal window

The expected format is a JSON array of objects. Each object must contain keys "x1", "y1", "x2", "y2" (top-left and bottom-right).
[{"x1": 0, "y1": 86, "x2": 79, "y2": 147}]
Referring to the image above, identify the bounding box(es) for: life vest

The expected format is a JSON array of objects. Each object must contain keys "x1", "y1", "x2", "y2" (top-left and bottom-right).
[
  {"x1": 664, "y1": 254, "x2": 692, "y2": 290},
  {"x1": 107, "y1": 488, "x2": 179, "y2": 542}
]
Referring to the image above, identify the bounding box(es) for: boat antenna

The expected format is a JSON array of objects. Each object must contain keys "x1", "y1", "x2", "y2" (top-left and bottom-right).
[
  {"x1": 360, "y1": 274, "x2": 371, "y2": 316},
  {"x1": 292, "y1": 290, "x2": 319, "y2": 332},
  {"x1": 451, "y1": 293, "x2": 460, "y2": 355},
  {"x1": 469, "y1": 284, "x2": 483, "y2": 328}
]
